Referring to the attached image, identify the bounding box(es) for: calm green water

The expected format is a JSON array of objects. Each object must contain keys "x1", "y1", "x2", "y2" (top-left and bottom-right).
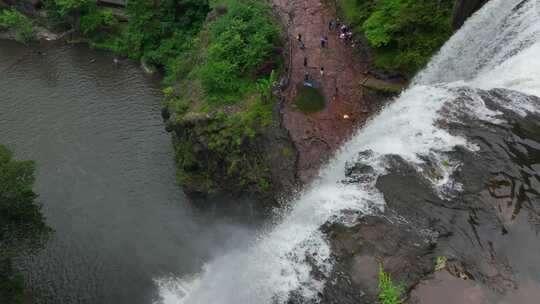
[{"x1": 0, "y1": 40, "x2": 253, "y2": 304}]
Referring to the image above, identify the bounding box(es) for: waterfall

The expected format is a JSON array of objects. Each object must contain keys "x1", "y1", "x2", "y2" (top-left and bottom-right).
[{"x1": 155, "y1": 0, "x2": 540, "y2": 303}]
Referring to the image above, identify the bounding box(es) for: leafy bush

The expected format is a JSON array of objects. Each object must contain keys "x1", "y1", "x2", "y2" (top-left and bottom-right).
[
  {"x1": 119, "y1": 0, "x2": 210, "y2": 64},
  {"x1": 0, "y1": 9, "x2": 33, "y2": 43},
  {"x1": 339, "y1": 0, "x2": 453, "y2": 76},
  {"x1": 378, "y1": 264, "x2": 405, "y2": 304},
  {"x1": 43, "y1": 0, "x2": 97, "y2": 28},
  {"x1": 0, "y1": 259, "x2": 24, "y2": 304},
  {"x1": 198, "y1": 0, "x2": 281, "y2": 101},
  {"x1": 80, "y1": 8, "x2": 117, "y2": 37},
  {"x1": 53, "y1": 0, "x2": 96, "y2": 17}
]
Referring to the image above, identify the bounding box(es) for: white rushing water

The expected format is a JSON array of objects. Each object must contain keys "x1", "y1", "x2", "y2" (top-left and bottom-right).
[{"x1": 155, "y1": 0, "x2": 540, "y2": 303}]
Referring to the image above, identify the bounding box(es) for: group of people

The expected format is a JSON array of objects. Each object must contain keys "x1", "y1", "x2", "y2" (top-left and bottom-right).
[
  {"x1": 329, "y1": 19, "x2": 354, "y2": 43},
  {"x1": 296, "y1": 34, "x2": 324, "y2": 86},
  {"x1": 297, "y1": 18, "x2": 353, "y2": 89}
]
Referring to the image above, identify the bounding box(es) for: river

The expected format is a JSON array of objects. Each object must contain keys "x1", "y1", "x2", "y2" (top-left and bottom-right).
[{"x1": 0, "y1": 40, "x2": 255, "y2": 304}]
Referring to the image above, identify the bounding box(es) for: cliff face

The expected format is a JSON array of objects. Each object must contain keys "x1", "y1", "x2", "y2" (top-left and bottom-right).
[
  {"x1": 165, "y1": 104, "x2": 298, "y2": 205},
  {"x1": 452, "y1": 0, "x2": 489, "y2": 30}
]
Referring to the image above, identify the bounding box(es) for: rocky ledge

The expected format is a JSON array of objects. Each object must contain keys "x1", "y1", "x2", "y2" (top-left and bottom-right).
[
  {"x1": 164, "y1": 101, "x2": 298, "y2": 206},
  {"x1": 304, "y1": 88, "x2": 540, "y2": 303}
]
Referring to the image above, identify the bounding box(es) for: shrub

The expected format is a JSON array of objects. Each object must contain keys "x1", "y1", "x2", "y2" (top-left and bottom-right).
[
  {"x1": 378, "y1": 264, "x2": 405, "y2": 304},
  {"x1": 80, "y1": 8, "x2": 117, "y2": 37},
  {"x1": 199, "y1": 1, "x2": 281, "y2": 100},
  {"x1": 52, "y1": 0, "x2": 96, "y2": 17},
  {"x1": 0, "y1": 9, "x2": 33, "y2": 43},
  {"x1": 120, "y1": 0, "x2": 210, "y2": 64},
  {"x1": 340, "y1": 0, "x2": 453, "y2": 76}
]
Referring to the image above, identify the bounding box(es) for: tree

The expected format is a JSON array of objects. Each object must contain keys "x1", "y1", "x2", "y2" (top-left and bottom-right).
[
  {"x1": 0, "y1": 9, "x2": 34, "y2": 43},
  {"x1": 256, "y1": 70, "x2": 278, "y2": 103},
  {"x1": 0, "y1": 145, "x2": 51, "y2": 304}
]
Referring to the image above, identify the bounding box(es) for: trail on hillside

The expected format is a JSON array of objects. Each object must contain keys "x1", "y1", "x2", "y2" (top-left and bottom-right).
[{"x1": 271, "y1": 0, "x2": 379, "y2": 182}]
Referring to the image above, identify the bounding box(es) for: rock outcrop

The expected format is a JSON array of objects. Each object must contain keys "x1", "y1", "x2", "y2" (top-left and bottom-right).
[
  {"x1": 166, "y1": 104, "x2": 298, "y2": 206},
  {"x1": 452, "y1": 0, "x2": 489, "y2": 30},
  {"x1": 315, "y1": 88, "x2": 540, "y2": 303}
]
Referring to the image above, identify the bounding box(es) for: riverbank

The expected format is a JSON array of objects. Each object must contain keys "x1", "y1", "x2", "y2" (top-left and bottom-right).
[{"x1": 0, "y1": 40, "x2": 263, "y2": 304}]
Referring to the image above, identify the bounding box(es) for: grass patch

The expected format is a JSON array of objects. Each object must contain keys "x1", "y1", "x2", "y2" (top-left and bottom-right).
[
  {"x1": 378, "y1": 264, "x2": 405, "y2": 304},
  {"x1": 295, "y1": 86, "x2": 326, "y2": 113}
]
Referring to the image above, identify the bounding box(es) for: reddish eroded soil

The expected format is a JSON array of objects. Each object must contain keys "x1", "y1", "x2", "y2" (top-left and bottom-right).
[{"x1": 271, "y1": 0, "x2": 381, "y2": 183}]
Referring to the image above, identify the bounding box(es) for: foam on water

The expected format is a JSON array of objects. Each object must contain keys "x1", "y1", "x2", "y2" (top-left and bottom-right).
[{"x1": 155, "y1": 1, "x2": 540, "y2": 303}]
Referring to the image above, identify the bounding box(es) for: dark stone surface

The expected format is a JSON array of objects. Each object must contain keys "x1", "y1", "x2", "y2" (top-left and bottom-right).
[
  {"x1": 309, "y1": 87, "x2": 540, "y2": 303},
  {"x1": 168, "y1": 102, "x2": 299, "y2": 208},
  {"x1": 452, "y1": 0, "x2": 490, "y2": 30}
]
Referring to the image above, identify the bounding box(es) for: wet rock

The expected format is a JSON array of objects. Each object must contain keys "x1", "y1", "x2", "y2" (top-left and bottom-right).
[
  {"x1": 167, "y1": 104, "x2": 298, "y2": 207},
  {"x1": 452, "y1": 0, "x2": 489, "y2": 30},
  {"x1": 316, "y1": 88, "x2": 540, "y2": 303}
]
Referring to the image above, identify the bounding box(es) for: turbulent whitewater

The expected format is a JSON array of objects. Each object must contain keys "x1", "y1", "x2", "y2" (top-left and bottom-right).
[{"x1": 155, "y1": 0, "x2": 540, "y2": 303}]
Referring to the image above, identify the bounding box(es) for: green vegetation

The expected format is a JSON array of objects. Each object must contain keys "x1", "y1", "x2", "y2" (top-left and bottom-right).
[
  {"x1": 339, "y1": 0, "x2": 454, "y2": 77},
  {"x1": 197, "y1": 1, "x2": 281, "y2": 102},
  {"x1": 378, "y1": 264, "x2": 405, "y2": 304},
  {"x1": 0, "y1": 145, "x2": 52, "y2": 304},
  {"x1": 79, "y1": 8, "x2": 117, "y2": 37},
  {"x1": 35, "y1": 0, "x2": 284, "y2": 195},
  {"x1": 43, "y1": 0, "x2": 97, "y2": 28},
  {"x1": 0, "y1": 9, "x2": 34, "y2": 43},
  {"x1": 44, "y1": 0, "x2": 210, "y2": 71},
  {"x1": 435, "y1": 255, "x2": 448, "y2": 270},
  {"x1": 163, "y1": 0, "x2": 283, "y2": 194},
  {"x1": 442, "y1": 159, "x2": 450, "y2": 168},
  {"x1": 295, "y1": 86, "x2": 326, "y2": 113}
]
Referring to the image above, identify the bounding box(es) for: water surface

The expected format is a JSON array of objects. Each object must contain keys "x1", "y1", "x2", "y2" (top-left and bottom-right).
[{"x1": 0, "y1": 40, "x2": 252, "y2": 304}]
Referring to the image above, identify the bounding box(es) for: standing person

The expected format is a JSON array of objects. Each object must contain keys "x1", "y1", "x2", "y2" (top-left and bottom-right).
[
  {"x1": 332, "y1": 85, "x2": 338, "y2": 103},
  {"x1": 304, "y1": 71, "x2": 310, "y2": 82},
  {"x1": 297, "y1": 33, "x2": 305, "y2": 49},
  {"x1": 320, "y1": 36, "x2": 328, "y2": 48},
  {"x1": 320, "y1": 67, "x2": 325, "y2": 79},
  {"x1": 328, "y1": 19, "x2": 336, "y2": 30},
  {"x1": 341, "y1": 24, "x2": 348, "y2": 34},
  {"x1": 304, "y1": 57, "x2": 308, "y2": 67}
]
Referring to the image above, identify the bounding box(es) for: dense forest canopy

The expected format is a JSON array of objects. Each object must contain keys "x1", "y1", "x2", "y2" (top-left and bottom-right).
[{"x1": 340, "y1": 0, "x2": 455, "y2": 76}]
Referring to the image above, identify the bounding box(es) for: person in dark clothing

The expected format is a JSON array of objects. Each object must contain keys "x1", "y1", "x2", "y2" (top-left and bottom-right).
[
  {"x1": 304, "y1": 57, "x2": 308, "y2": 67},
  {"x1": 329, "y1": 20, "x2": 337, "y2": 30},
  {"x1": 320, "y1": 36, "x2": 326, "y2": 48}
]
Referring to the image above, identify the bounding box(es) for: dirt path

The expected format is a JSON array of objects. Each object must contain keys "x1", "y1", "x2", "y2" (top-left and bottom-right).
[{"x1": 271, "y1": 0, "x2": 381, "y2": 183}]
